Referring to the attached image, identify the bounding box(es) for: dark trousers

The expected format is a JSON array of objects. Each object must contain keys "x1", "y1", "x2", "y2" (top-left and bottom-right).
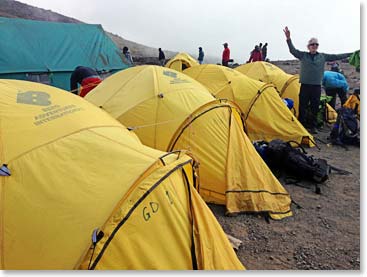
[
  {"x1": 222, "y1": 60, "x2": 229, "y2": 67},
  {"x1": 325, "y1": 88, "x2": 347, "y2": 110},
  {"x1": 298, "y1": 84, "x2": 321, "y2": 129}
]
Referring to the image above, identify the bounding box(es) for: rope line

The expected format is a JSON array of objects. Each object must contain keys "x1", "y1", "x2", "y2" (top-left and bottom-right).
[
  {"x1": 69, "y1": 81, "x2": 101, "y2": 94},
  {"x1": 126, "y1": 117, "x2": 187, "y2": 131}
]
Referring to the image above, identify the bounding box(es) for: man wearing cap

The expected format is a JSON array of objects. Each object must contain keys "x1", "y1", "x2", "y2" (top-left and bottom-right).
[
  {"x1": 283, "y1": 26, "x2": 352, "y2": 134},
  {"x1": 222, "y1": 43, "x2": 230, "y2": 67}
]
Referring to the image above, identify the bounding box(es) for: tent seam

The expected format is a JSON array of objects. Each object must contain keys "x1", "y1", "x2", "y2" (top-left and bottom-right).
[
  {"x1": 102, "y1": 67, "x2": 147, "y2": 107},
  {"x1": 0, "y1": 177, "x2": 4, "y2": 268},
  {"x1": 280, "y1": 74, "x2": 299, "y2": 97},
  {"x1": 0, "y1": 117, "x2": 3, "y2": 164},
  {"x1": 90, "y1": 159, "x2": 192, "y2": 269},
  {"x1": 225, "y1": 190, "x2": 290, "y2": 196},
  {"x1": 6, "y1": 125, "x2": 124, "y2": 163},
  {"x1": 153, "y1": 67, "x2": 160, "y2": 148},
  {"x1": 225, "y1": 107, "x2": 233, "y2": 208},
  {"x1": 86, "y1": 129, "x2": 163, "y2": 160},
  {"x1": 167, "y1": 102, "x2": 233, "y2": 151}
]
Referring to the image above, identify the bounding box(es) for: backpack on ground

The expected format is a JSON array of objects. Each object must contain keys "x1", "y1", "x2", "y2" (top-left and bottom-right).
[
  {"x1": 330, "y1": 107, "x2": 360, "y2": 146},
  {"x1": 305, "y1": 95, "x2": 336, "y2": 128},
  {"x1": 254, "y1": 139, "x2": 330, "y2": 193}
]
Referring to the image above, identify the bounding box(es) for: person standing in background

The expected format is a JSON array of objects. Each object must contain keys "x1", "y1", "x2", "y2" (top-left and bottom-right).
[
  {"x1": 222, "y1": 42, "x2": 230, "y2": 67},
  {"x1": 198, "y1": 47, "x2": 204, "y2": 64},
  {"x1": 122, "y1": 46, "x2": 134, "y2": 66},
  {"x1": 158, "y1": 48, "x2": 166, "y2": 66},
  {"x1": 262, "y1": 43, "x2": 268, "y2": 61},
  {"x1": 283, "y1": 26, "x2": 352, "y2": 134},
  {"x1": 248, "y1": 45, "x2": 263, "y2": 62},
  {"x1": 258, "y1": 42, "x2": 263, "y2": 53}
]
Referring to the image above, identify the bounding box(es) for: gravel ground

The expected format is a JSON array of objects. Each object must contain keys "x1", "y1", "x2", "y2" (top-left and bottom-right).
[
  {"x1": 210, "y1": 127, "x2": 360, "y2": 270},
  {"x1": 210, "y1": 60, "x2": 360, "y2": 270}
]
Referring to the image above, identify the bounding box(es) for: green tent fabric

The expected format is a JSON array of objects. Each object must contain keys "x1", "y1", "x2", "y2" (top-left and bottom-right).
[
  {"x1": 349, "y1": 50, "x2": 360, "y2": 72},
  {"x1": 0, "y1": 17, "x2": 128, "y2": 90}
]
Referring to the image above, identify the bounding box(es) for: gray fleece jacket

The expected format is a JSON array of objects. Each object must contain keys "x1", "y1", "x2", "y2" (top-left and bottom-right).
[{"x1": 286, "y1": 39, "x2": 351, "y2": 85}]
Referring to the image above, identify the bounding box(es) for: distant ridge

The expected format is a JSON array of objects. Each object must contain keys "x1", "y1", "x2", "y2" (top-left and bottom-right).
[
  {"x1": 0, "y1": 0, "x2": 178, "y2": 62},
  {"x1": 3, "y1": 0, "x2": 354, "y2": 70},
  {"x1": 0, "y1": 0, "x2": 80, "y2": 22}
]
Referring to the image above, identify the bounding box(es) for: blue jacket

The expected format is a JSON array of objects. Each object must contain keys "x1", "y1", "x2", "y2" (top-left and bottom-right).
[{"x1": 322, "y1": 71, "x2": 349, "y2": 92}]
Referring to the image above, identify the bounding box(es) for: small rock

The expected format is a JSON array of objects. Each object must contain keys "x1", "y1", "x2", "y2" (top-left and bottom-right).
[
  {"x1": 269, "y1": 256, "x2": 274, "y2": 260},
  {"x1": 317, "y1": 205, "x2": 322, "y2": 209}
]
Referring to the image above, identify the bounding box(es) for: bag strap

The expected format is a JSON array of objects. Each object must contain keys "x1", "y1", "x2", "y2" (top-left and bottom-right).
[
  {"x1": 286, "y1": 140, "x2": 307, "y2": 154},
  {"x1": 291, "y1": 199, "x2": 303, "y2": 209},
  {"x1": 285, "y1": 177, "x2": 321, "y2": 194},
  {"x1": 329, "y1": 165, "x2": 352, "y2": 175}
]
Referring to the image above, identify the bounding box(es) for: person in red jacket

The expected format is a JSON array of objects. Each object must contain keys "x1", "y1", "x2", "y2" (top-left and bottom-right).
[
  {"x1": 248, "y1": 45, "x2": 263, "y2": 63},
  {"x1": 222, "y1": 42, "x2": 230, "y2": 67}
]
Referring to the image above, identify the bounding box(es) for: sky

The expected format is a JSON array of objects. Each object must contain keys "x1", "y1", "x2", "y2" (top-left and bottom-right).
[{"x1": 19, "y1": 0, "x2": 361, "y2": 62}]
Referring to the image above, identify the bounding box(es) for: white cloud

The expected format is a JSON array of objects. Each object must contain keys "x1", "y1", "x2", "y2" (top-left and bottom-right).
[{"x1": 18, "y1": 0, "x2": 361, "y2": 61}]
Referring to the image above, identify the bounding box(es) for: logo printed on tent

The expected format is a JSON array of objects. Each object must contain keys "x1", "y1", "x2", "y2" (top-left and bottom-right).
[
  {"x1": 163, "y1": 71, "x2": 178, "y2": 78},
  {"x1": 15, "y1": 91, "x2": 86, "y2": 126},
  {"x1": 16, "y1": 91, "x2": 51, "y2": 106},
  {"x1": 163, "y1": 70, "x2": 190, "y2": 84},
  {"x1": 2, "y1": 79, "x2": 245, "y2": 270}
]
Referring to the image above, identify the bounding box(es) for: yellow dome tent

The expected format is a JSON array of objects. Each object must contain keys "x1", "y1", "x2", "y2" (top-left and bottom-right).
[
  {"x1": 166, "y1": 52, "x2": 199, "y2": 72},
  {"x1": 0, "y1": 79, "x2": 244, "y2": 270},
  {"x1": 184, "y1": 64, "x2": 314, "y2": 146},
  {"x1": 86, "y1": 65, "x2": 292, "y2": 219},
  {"x1": 235, "y1": 61, "x2": 301, "y2": 117}
]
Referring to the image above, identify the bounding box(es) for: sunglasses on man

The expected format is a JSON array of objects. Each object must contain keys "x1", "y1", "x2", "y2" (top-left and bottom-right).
[{"x1": 309, "y1": 43, "x2": 319, "y2": 46}]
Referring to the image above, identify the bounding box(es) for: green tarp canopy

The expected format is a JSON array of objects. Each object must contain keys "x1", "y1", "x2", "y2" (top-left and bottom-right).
[
  {"x1": 0, "y1": 17, "x2": 128, "y2": 90},
  {"x1": 349, "y1": 50, "x2": 360, "y2": 72}
]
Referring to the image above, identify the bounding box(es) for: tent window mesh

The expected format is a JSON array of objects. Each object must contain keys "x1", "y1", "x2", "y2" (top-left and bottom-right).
[{"x1": 26, "y1": 73, "x2": 51, "y2": 85}]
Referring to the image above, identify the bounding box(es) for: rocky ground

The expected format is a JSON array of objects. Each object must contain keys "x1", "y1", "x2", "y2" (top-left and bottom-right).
[
  {"x1": 209, "y1": 60, "x2": 360, "y2": 270},
  {"x1": 210, "y1": 133, "x2": 360, "y2": 270},
  {"x1": 0, "y1": 0, "x2": 360, "y2": 271}
]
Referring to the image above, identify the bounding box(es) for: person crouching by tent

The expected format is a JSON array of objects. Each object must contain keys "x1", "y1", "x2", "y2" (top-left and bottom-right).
[
  {"x1": 283, "y1": 26, "x2": 353, "y2": 134},
  {"x1": 322, "y1": 70, "x2": 349, "y2": 110},
  {"x1": 248, "y1": 45, "x2": 263, "y2": 63},
  {"x1": 328, "y1": 61, "x2": 341, "y2": 72},
  {"x1": 70, "y1": 66, "x2": 102, "y2": 97}
]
